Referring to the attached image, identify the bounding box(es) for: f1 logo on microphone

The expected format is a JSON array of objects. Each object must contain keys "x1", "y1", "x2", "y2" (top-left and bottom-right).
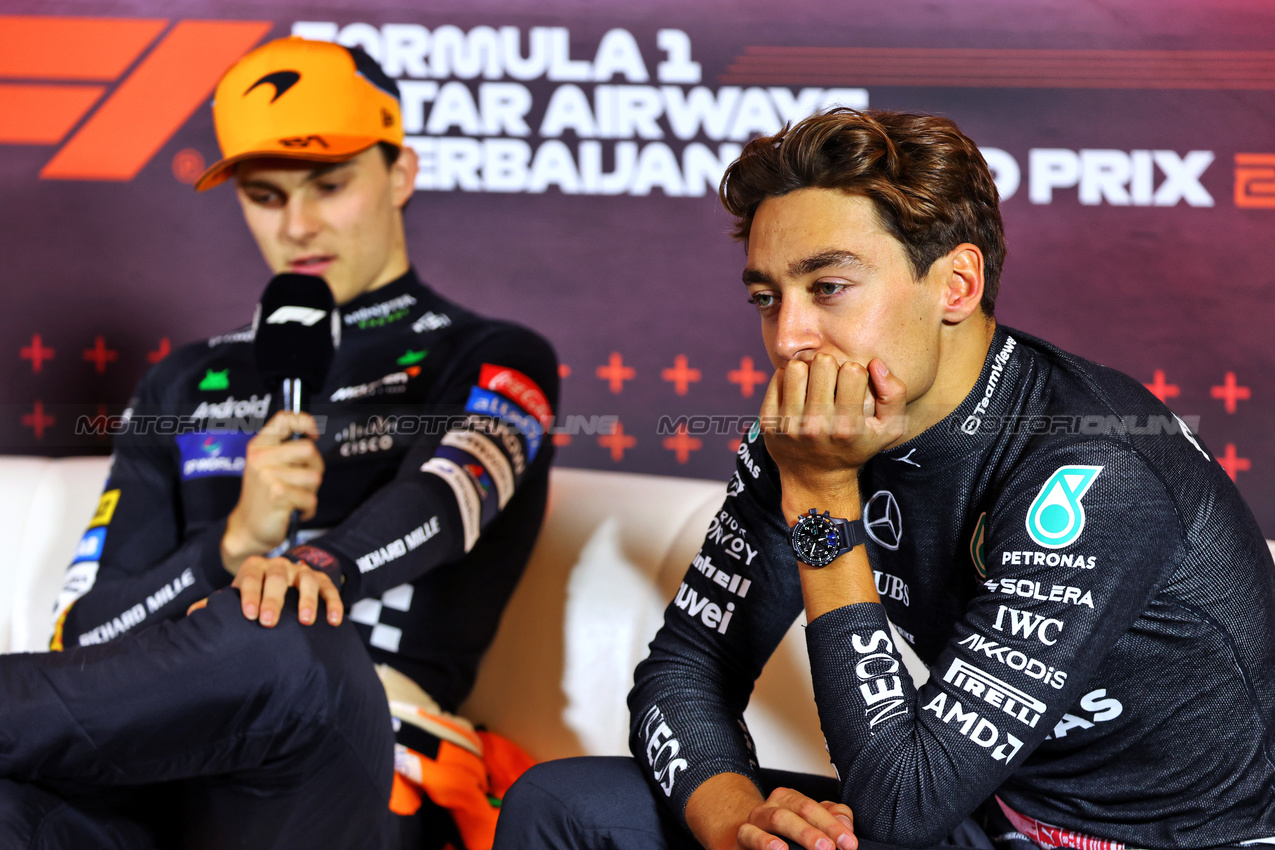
[{"x1": 266, "y1": 306, "x2": 327, "y2": 326}]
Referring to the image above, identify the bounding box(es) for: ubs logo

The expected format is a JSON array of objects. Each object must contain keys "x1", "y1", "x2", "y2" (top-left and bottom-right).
[{"x1": 864, "y1": 490, "x2": 902, "y2": 550}]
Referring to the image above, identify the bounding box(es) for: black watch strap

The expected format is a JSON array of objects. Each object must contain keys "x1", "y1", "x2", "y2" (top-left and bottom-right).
[
  {"x1": 834, "y1": 516, "x2": 867, "y2": 551},
  {"x1": 791, "y1": 509, "x2": 867, "y2": 567}
]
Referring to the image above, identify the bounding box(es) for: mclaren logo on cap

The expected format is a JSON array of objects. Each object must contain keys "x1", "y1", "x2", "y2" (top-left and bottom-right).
[{"x1": 245, "y1": 70, "x2": 301, "y2": 103}]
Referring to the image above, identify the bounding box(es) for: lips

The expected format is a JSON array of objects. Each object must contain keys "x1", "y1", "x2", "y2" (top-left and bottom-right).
[{"x1": 288, "y1": 256, "x2": 335, "y2": 276}]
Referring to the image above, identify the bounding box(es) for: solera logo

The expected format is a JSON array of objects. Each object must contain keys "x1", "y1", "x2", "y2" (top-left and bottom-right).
[{"x1": 0, "y1": 16, "x2": 271, "y2": 180}]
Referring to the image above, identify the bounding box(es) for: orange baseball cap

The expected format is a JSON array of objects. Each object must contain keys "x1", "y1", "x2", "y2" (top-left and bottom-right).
[{"x1": 195, "y1": 36, "x2": 404, "y2": 191}]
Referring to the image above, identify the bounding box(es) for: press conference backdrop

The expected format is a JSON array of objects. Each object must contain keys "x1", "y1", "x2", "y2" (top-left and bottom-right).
[{"x1": 2, "y1": 0, "x2": 1273, "y2": 536}]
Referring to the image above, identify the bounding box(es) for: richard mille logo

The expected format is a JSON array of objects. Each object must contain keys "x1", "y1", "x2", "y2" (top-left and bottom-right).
[
  {"x1": 245, "y1": 70, "x2": 301, "y2": 103},
  {"x1": 864, "y1": 490, "x2": 902, "y2": 550}
]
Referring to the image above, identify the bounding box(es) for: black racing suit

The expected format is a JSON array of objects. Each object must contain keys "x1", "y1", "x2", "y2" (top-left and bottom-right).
[
  {"x1": 56, "y1": 266, "x2": 558, "y2": 714},
  {"x1": 630, "y1": 325, "x2": 1275, "y2": 848}
]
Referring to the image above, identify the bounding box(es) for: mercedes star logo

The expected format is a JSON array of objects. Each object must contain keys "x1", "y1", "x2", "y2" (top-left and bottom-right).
[{"x1": 864, "y1": 490, "x2": 902, "y2": 550}]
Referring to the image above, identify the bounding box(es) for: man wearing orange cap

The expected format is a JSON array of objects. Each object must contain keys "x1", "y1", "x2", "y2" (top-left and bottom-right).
[{"x1": 9, "y1": 37, "x2": 557, "y2": 849}]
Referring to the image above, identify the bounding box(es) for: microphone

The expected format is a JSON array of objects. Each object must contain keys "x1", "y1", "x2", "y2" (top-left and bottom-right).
[
  {"x1": 253, "y1": 273, "x2": 340, "y2": 548},
  {"x1": 253, "y1": 273, "x2": 340, "y2": 411}
]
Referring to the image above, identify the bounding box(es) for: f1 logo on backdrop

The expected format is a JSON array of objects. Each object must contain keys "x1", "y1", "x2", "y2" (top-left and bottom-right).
[{"x1": 0, "y1": 16, "x2": 270, "y2": 180}]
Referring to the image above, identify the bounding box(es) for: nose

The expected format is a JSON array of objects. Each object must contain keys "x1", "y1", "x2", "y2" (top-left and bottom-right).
[
  {"x1": 772, "y1": 297, "x2": 821, "y2": 363},
  {"x1": 281, "y1": 194, "x2": 320, "y2": 245}
]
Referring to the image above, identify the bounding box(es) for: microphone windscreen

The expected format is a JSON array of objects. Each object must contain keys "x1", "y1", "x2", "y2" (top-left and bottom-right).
[{"x1": 253, "y1": 273, "x2": 340, "y2": 394}]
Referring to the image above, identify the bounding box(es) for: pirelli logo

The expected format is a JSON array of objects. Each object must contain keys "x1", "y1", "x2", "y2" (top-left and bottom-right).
[
  {"x1": 0, "y1": 16, "x2": 271, "y2": 180},
  {"x1": 943, "y1": 657, "x2": 1046, "y2": 728}
]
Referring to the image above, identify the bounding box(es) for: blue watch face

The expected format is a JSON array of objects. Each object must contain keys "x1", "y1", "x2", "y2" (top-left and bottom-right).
[{"x1": 793, "y1": 514, "x2": 838, "y2": 566}]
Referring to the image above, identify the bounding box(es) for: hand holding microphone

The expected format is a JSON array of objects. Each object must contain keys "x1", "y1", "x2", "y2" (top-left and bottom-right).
[
  {"x1": 219, "y1": 274, "x2": 339, "y2": 575},
  {"x1": 220, "y1": 411, "x2": 324, "y2": 575}
]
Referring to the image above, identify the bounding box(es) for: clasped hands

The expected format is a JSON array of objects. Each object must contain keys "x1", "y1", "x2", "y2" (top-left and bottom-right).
[
  {"x1": 738, "y1": 787, "x2": 857, "y2": 850},
  {"x1": 759, "y1": 353, "x2": 908, "y2": 521}
]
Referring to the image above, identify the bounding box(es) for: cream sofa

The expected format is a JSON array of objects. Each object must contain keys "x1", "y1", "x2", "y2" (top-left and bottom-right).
[
  {"x1": 0, "y1": 457, "x2": 848, "y2": 775},
  {"x1": 3, "y1": 457, "x2": 1272, "y2": 778}
]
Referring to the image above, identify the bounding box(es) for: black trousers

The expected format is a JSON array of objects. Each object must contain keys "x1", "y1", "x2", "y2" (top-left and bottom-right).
[
  {"x1": 0, "y1": 590, "x2": 396, "y2": 849},
  {"x1": 494, "y1": 757, "x2": 1003, "y2": 850}
]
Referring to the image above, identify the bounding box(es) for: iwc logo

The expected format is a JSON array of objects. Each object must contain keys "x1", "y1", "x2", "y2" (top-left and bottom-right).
[
  {"x1": 864, "y1": 490, "x2": 902, "y2": 550},
  {"x1": 1025, "y1": 466, "x2": 1103, "y2": 549}
]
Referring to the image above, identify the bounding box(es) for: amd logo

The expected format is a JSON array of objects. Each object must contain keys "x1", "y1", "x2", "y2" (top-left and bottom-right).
[{"x1": 1029, "y1": 149, "x2": 1214, "y2": 207}]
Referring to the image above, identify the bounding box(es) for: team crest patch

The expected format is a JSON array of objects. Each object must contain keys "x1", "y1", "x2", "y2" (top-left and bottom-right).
[
  {"x1": 970, "y1": 512, "x2": 987, "y2": 578},
  {"x1": 175, "y1": 432, "x2": 252, "y2": 480},
  {"x1": 1025, "y1": 466, "x2": 1103, "y2": 549}
]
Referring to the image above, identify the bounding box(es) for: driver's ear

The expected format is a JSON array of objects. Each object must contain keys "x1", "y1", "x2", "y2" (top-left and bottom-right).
[
  {"x1": 940, "y1": 243, "x2": 984, "y2": 323},
  {"x1": 389, "y1": 145, "x2": 417, "y2": 209}
]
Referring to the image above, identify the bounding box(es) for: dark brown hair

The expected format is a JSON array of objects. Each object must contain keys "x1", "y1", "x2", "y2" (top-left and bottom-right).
[{"x1": 719, "y1": 108, "x2": 1006, "y2": 315}]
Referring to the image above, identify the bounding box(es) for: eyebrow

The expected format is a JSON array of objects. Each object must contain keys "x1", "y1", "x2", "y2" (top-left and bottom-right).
[
  {"x1": 305, "y1": 161, "x2": 351, "y2": 181},
  {"x1": 237, "y1": 160, "x2": 353, "y2": 192},
  {"x1": 742, "y1": 250, "x2": 874, "y2": 285}
]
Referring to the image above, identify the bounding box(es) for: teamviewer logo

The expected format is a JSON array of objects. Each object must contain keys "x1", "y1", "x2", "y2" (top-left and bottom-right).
[{"x1": 0, "y1": 16, "x2": 270, "y2": 180}]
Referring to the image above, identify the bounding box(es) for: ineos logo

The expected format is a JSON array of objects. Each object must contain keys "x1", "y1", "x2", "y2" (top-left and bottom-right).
[{"x1": 864, "y1": 490, "x2": 902, "y2": 550}]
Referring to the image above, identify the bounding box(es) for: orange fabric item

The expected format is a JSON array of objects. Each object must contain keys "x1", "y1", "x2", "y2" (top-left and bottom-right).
[
  {"x1": 396, "y1": 731, "x2": 536, "y2": 850},
  {"x1": 477, "y1": 730, "x2": 536, "y2": 800},
  {"x1": 389, "y1": 772, "x2": 424, "y2": 817},
  {"x1": 415, "y1": 739, "x2": 493, "y2": 849}
]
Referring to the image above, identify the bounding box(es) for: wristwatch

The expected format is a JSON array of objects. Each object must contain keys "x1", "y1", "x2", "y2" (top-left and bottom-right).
[{"x1": 789, "y1": 509, "x2": 867, "y2": 567}]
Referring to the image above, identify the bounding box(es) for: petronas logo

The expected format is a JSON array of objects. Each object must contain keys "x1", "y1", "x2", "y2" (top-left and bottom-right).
[{"x1": 1025, "y1": 466, "x2": 1103, "y2": 549}]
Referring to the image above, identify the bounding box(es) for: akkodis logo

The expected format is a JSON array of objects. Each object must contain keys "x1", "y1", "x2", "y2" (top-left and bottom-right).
[{"x1": 1025, "y1": 466, "x2": 1102, "y2": 549}]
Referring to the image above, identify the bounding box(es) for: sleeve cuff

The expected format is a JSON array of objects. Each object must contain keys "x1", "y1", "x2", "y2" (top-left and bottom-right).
[{"x1": 285, "y1": 542, "x2": 359, "y2": 601}]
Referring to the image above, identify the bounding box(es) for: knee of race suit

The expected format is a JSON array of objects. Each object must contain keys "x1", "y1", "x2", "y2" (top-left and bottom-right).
[{"x1": 198, "y1": 587, "x2": 382, "y2": 736}]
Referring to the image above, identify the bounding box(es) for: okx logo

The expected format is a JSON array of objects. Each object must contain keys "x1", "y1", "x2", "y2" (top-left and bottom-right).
[
  {"x1": 0, "y1": 16, "x2": 270, "y2": 180},
  {"x1": 1025, "y1": 466, "x2": 1102, "y2": 549}
]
